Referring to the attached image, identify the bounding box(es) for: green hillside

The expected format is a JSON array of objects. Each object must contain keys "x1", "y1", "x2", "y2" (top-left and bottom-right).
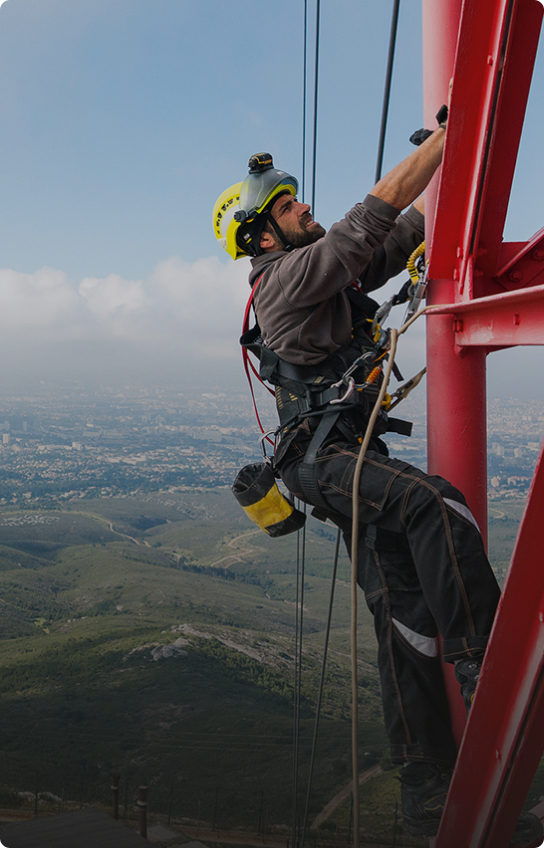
[
  {"x1": 0, "y1": 489, "x2": 540, "y2": 844},
  {"x1": 0, "y1": 490, "x2": 397, "y2": 841}
]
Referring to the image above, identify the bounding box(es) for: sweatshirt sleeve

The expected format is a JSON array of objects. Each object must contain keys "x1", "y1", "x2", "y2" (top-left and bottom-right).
[
  {"x1": 272, "y1": 195, "x2": 401, "y2": 309},
  {"x1": 358, "y1": 203, "x2": 425, "y2": 293}
]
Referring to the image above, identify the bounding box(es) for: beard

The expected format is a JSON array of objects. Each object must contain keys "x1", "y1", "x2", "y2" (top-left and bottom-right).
[{"x1": 282, "y1": 215, "x2": 326, "y2": 248}]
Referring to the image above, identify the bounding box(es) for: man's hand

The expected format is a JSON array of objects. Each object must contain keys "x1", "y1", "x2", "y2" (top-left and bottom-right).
[
  {"x1": 369, "y1": 127, "x2": 445, "y2": 212},
  {"x1": 370, "y1": 85, "x2": 452, "y2": 212}
]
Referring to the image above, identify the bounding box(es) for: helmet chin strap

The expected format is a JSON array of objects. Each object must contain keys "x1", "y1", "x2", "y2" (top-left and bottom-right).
[{"x1": 262, "y1": 210, "x2": 293, "y2": 253}]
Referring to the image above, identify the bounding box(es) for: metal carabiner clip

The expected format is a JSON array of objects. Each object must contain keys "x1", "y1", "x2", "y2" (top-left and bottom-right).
[
  {"x1": 330, "y1": 376, "x2": 356, "y2": 405},
  {"x1": 259, "y1": 428, "x2": 277, "y2": 461}
]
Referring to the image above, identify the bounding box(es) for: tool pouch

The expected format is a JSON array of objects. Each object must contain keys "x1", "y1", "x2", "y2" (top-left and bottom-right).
[{"x1": 232, "y1": 463, "x2": 306, "y2": 537}]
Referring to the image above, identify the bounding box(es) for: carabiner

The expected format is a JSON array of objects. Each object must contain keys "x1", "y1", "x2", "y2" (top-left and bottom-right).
[
  {"x1": 259, "y1": 429, "x2": 278, "y2": 461},
  {"x1": 330, "y1": 376, "x2": 356, "y2": 405}
]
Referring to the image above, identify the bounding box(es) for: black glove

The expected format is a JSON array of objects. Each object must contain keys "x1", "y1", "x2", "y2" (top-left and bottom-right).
[{"x1": 410, "y1": 104, "x2": 448, "y2": 146}]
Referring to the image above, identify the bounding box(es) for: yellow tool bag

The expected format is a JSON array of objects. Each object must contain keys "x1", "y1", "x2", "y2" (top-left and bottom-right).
[{"x1": 232, "y1": 463, "x2": 306, "y2": 537}]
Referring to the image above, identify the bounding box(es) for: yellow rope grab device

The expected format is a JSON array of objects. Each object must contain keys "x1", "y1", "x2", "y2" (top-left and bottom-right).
[{"x1": 404, "y1": 240, "x2": 428, "y2": 322}]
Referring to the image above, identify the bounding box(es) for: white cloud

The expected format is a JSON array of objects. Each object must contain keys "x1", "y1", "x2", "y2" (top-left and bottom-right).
[
  {"x1": 79, "y1": 273, "x2": 145, "y2": 326},
  {"x1": 0, "y1": 255, "x2": 433, "y2": 391},
  {"x1": 0, "y1": 267, "x2": 80, "y2": 330},
  {"x1": 0, "y1": 256, "x2": 252, "y2": 362},
  {"x1": 148, "y1": 255, "x2": 250, "y2": 356}
]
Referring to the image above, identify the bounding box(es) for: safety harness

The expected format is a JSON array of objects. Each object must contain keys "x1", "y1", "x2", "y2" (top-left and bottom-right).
[{"x1": 238, "y1": 277, "x2": 412, "y2": 520}]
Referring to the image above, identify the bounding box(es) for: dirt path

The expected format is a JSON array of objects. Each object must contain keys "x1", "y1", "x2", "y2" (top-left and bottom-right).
[
  {"x1": 70, "y1": 510, "x2": 150, "y2": 548},
  {"x1": 181, "y1": 826, "x2": 286, "y2": 847},
  {"x1": 209, "y1": 529, "x2": 261, "y2": 568},
  {"x1": 311, "y1": 765, "x2": 383, "y2": 828}
]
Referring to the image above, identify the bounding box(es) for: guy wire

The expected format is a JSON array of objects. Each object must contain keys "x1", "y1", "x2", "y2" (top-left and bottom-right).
[
  {"x1": 293, "y1": 1, "x2": 320, "y2": 836},
  {"x1": 302, "y1": 0, "x2": 308, "y2": 202},
  {"x1": 300, "y1": 526, "x2": 342, "y2": 847},
  {"x1": 311, "y1": 0, "x2": 321, "y2": 214},
  {"x1": 292, "y1": 501, "x2": 307, "y2": 848},
  {"x1": 375, "y1": 0, "x2": 401, "y2": 183}
]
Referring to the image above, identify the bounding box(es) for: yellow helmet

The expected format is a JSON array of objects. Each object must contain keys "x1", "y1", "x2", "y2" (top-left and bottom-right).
[
  {"x1": 213, "y1": 153, "x2": 298, "y2": 260},
  {"x1": 213, "y1": 182, "x2": 245, "y2": 260}
]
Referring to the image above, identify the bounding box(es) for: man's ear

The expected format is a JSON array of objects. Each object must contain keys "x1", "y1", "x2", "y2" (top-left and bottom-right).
[{"x1": 260, "y1": 230, "x2": 277, "y2": 251}]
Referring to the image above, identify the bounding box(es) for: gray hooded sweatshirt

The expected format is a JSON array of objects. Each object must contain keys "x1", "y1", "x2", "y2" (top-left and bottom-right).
[{"x1": 248, "y1": 194, "x2": 425, "y2": 366}]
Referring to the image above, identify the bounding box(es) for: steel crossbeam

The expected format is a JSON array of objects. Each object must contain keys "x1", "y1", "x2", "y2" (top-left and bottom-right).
[
  {"x1": 428, "y1": 284, "x2": 544, "y2": 347},
  {"x1": 420, "y1": 0, "x2": 544, "y2": 845},
  {"x1": 495, "y1": 229, "x2": 544, "y2": 292}
]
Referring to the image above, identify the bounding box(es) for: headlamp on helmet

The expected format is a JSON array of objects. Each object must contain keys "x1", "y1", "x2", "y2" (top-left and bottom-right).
[{"x1": 212, "y1": 153, "x2": 298, "y2": 260}]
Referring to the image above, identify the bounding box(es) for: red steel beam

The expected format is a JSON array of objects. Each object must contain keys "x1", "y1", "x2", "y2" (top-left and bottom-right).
[
  {"x1": 422, "y1": 0, "x2": 544, "y2": 844},
  {"x1": 426, "y1": 0, "x2": 543, "y2": 296},
  {"x1": 421, "y1": 0, "x2": 462, "y2": 256},
  {"x1": 434, "y1": 437, "x2": 544, "y2": 848},
  {"x1": 465, "y1": 0, "x2": 542, "y2": 285},
  {"x1": 428, "y1": 284, "x2": 544, "y2": 347}
]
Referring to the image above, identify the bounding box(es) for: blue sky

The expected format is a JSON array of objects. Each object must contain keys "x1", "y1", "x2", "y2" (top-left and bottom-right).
[{"x1": 0, "y1": 0, "x2": 542, "y2": 396}]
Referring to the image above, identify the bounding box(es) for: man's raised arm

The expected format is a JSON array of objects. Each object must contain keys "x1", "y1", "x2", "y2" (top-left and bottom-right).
[{"x1": 369, "y1": 127, "x2": 445, "y2": 213}]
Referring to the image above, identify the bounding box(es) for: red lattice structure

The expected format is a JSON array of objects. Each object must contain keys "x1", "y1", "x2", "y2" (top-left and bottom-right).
[{"x1": 421, "y1": 0, "x2": 544, "y2": 845}]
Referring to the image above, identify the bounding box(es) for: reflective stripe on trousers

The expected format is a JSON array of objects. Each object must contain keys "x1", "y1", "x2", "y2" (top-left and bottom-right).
[{"x1": 278, "y1": 437, "x2": 500, "y2": 765}]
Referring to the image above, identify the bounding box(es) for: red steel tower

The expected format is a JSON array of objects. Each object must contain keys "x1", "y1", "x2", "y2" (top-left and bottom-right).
[{"x1": 422, "y1": 0, "x2": 544, "y2": 844}]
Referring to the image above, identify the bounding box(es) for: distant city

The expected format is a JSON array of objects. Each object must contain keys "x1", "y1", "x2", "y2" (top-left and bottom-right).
[{"x1": 0, "y1": 386, "x2": 538, "y2": 505}]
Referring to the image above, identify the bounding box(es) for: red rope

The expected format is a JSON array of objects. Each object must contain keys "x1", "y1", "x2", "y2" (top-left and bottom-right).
[{"x1": 242, "y1": 275, "x2": 275, "y2": 443}]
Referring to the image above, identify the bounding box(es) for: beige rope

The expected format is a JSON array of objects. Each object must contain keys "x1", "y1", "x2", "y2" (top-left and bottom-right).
[{"x1": 349, "y1": 305, "x2": 430, "y2": 847}]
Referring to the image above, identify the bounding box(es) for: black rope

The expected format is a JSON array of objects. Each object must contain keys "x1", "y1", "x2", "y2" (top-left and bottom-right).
[
  {"x1": 293, "y1": 1, "x2": 320, "y2": 833},
  {"x1": 311, "y1": 0, "x2": 321, "y2": 214},
  {"x1": 292, "y1": 500, "x2": 307, "y2": 848},
  {"x1": 302, "y1": 0, "x2": 308, "y2": 202},
  {"x1": 300, "y1": 526, "x2": 342, "y2": 848},
  {"x1": 375, "y1": 0, "x2": 401, "y2": 183}
]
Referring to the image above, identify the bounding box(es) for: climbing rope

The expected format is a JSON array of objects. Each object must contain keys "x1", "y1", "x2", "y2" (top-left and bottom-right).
[
  {"x1": 301, "y1": 0, "x2": 308, "y2": 202},
  {"x1": 292, "y1": 5, "x2": 323, "y2": 843},
  {"x1": 300, "y1": 527, "x2": 342, "y2": 848},
  {"x1": 292, "y1": 501, "x2": 307, "y2": 848},
  {"x1": 348, "y1": 304, "x2": 430, "y2": 848},
  {"x1": 311, "y1": 0, "x2": 321, "y2": 214},
  {"x1": 301, "y1": 0, "x2": 321, "y2": 210}
]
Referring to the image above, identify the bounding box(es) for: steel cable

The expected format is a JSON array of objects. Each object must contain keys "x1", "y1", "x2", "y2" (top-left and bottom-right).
[
  {"x1": 300, "y1": 526, "x2": 342, "y2": 848},
  {"x1": 293, "y1": 3, "x2": 322, "y2": 842},
  {"x1": 302, "y1": 0, "x2": 308, "y2": 202},
  {"x1": 311, "y1": 0, "x2": 321, "y2": 215},
  {"x1": 375, "y1": 0, "x2": 401, "y2": 183},
  {"x1": 292, "y1": 500, "x2": 307, "y2": 848}
]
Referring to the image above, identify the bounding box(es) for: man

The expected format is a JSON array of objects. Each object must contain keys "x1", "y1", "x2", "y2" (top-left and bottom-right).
[{"x1": 213, "y1": 131, "x2": 542, "y2": 842}]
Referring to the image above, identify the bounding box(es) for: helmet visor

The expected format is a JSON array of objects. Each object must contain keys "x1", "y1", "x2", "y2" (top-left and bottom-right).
[{"x1": 239, "y1": 168, "x2": 298, "y2": 218}]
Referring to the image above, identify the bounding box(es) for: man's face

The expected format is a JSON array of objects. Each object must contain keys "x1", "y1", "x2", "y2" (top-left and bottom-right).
[{"x1": 270, "y1": 193, "x2": 326, "y2": 248}]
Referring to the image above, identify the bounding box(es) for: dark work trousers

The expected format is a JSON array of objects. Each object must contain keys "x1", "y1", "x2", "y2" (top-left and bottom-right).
[{"x1": 277, "y1": 429, "x2": 501, "y2": 767}]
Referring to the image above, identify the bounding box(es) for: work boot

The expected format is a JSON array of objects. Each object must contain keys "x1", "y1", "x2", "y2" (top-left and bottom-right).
[
  {"x1": 400, "y1": 762, "x2": 452, "y2": 837},
  {"x1": 455, "y1": 657, "x2": 482, "y2": 712},
  {"x1": 401, "y1": 761, "x2": 544, "y2": 843},
  {"x1": 511, "y1": 813, "x2": 544, "y2": 845},
  {"x1": 511, "y1": 811, "x2": 543, "y2": 844}
]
